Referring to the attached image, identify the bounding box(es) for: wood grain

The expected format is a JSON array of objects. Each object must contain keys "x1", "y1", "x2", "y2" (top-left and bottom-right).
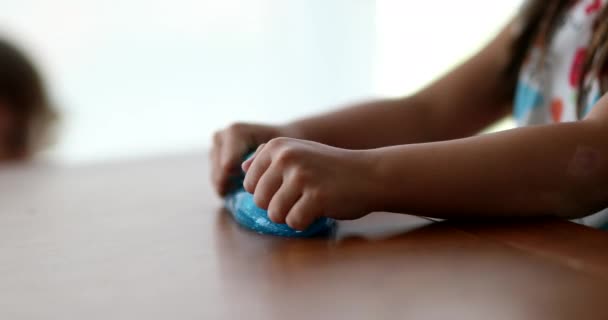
[{"x1": 0, "y1": 152, "x2": 606, "y2": 320}]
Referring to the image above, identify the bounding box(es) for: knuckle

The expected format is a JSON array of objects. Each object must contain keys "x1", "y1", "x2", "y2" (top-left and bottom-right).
[
  {"x1": 290, "y1": 168, "x2": 309, "y2": 186},
  {"x1": 267, "y1": 137, "x2": 289, "y2": 149},
  {"x1": 275, "y1": 147, "x2": 297, "y2": 165},
  {"x1": 266, "y1": 138, "x2": 279, "y2": 149}
]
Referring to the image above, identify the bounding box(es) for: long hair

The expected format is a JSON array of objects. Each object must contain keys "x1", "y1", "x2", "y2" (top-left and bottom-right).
[{"x1": 506, "y1": 0, "x2": 608, "y2": 118}]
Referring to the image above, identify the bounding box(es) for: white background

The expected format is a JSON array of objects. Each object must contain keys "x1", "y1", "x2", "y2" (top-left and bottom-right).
[{"x1": 1, "y1": 0, "x2": 521, "y2": 164}]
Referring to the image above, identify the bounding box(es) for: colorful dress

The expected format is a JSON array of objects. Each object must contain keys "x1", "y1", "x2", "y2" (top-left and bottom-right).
[{"x1": 514, "y1": 0, "x2": 608, "y2": 227}]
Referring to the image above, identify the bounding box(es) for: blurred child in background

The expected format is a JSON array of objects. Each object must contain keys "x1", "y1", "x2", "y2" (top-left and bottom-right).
[
  {"x1": 212, "y1": 1, "x2": 608, "y2": 230},
  {"x1": 0, "y1": 37, "x2": 57, "y2": 161}
]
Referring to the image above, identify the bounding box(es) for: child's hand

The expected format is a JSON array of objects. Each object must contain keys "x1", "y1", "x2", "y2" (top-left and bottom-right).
[
  {"x1": 242, "y1": 138, "x2": 379, "y2": 230},
  {"x1": 211, "y1": 123, "x2": 284, "y2": 196}
]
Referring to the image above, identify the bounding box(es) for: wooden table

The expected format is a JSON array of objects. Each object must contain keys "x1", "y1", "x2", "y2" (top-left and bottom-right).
[{"x1": 1, "y1": 152, "x2": 608, "y2": 319}]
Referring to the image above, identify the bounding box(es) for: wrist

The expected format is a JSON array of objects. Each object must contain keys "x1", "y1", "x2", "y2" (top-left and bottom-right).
[
  {"x1": 354, "y1": 148, "x2": 396, "y2": 213},
  {"x1": 362, "y1": 146, "x2": 410, "y2": 213},
  {"x1": 277, "y1": 123, "x2": 308, "y2": 140}
]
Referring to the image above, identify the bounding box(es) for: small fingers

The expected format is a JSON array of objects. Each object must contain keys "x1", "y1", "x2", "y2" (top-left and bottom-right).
[
  {"x1": 220, "y1": 132, "x2": 248, "y2": 175},
  {"x1": 252, "y1": 163, "x2": 283, "y2": 210},
  {"x1": 243, "y1": 146, "x2": 272, "y2": 194},
  {"x1": 285, "y1": 193, "x2": 321, "y2": 231},
  {"x1": 267, "y1": 183, "x2": 301, "y2": 224},
  {"x1": 242, "y1": 143, "x2": 265, "y2": 172},
  {"x1": 210, "y1": 147, "x2": 223, "y2": 195},
  {"x1": 211, "y1": 133, "x2": 227, "y2": 196}
]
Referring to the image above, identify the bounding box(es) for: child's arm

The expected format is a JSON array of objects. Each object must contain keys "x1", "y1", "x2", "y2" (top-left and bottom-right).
[
  {"x1": 373, "y1": 107, "x2": 608, "y2": 220},
  {"x1": 286, "y1": 24, "x2": 515, "y2": 149},
  {"x1": 213, "y1": 23, "x2": 516, "y2": 195},
  {"x1": 243, "y1": 96, "x2": 608, "y2": 230}
]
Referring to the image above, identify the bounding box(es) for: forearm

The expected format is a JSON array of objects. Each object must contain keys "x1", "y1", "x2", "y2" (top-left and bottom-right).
[
  {"x1": 284, "y1": 96, "x2": 435, "y2": 149},
  {"x1": 370, "y1": 120, "x2": 608, "y2": 219}
]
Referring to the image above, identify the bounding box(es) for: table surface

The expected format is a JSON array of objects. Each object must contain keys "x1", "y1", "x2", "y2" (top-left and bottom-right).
[{"x1": 1, "y1": 152, "x2": 608, "y2": 320}]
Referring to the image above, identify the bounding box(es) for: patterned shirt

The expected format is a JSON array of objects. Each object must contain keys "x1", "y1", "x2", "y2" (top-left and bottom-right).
[{"x1": 514, "y1": 0, "x2": 608, "y2": 227}]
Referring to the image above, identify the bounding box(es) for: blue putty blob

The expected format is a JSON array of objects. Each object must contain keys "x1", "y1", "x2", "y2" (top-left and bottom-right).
[
  {"x1": 224, "y1": 152, "x2": 335, "y2": 238},
  {"x1": 225, "y1": 188, "x2": 335, "y2": 237}
]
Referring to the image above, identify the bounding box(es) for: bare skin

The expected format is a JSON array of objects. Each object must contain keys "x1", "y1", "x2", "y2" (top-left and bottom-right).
[{"x1": 212, "y1": 22, "x2": 608, "y2": 230}]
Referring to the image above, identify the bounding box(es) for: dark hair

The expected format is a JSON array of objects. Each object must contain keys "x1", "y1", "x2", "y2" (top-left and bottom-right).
[
  {"x1": 0, "y1": 37, "x2": 57, "y2": 157},
  {"x1": 506, "y1": 0, "x2": 608, "y2": 118}
]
